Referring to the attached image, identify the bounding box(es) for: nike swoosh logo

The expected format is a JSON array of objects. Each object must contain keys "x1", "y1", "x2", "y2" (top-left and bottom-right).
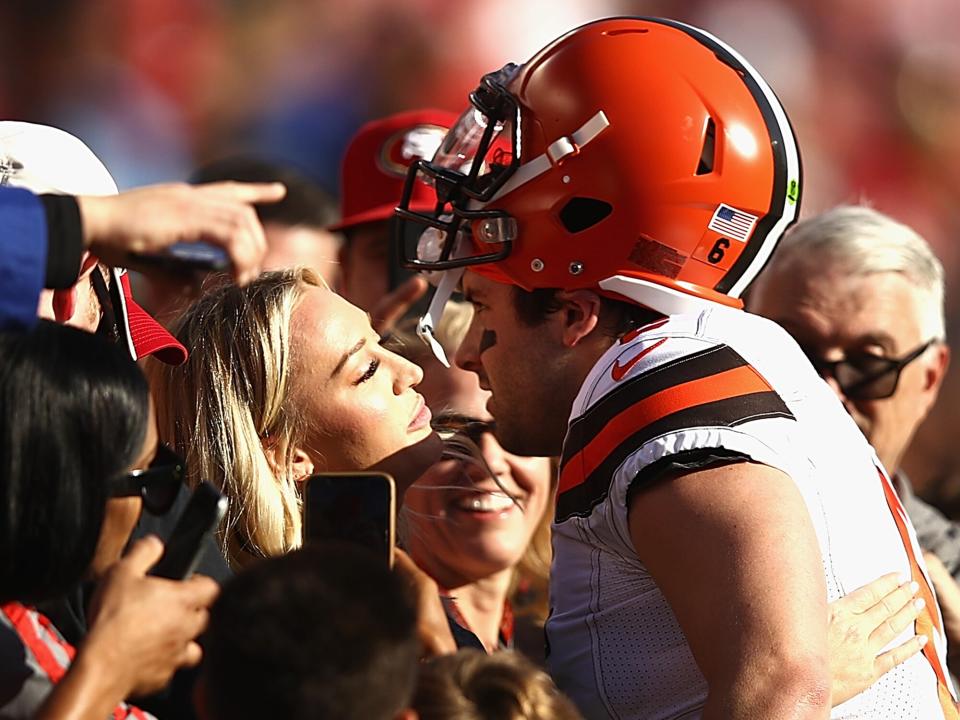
[
  {"x1": 618, "y1": 317, "x2": 670, "y2": 346},
  {"x1": 611, "y1": 338, "x2": 668, "y2": 382}
]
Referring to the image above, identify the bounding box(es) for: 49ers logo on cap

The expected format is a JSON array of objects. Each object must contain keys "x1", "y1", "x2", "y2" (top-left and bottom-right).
[
  {"x1": 0, "y1": 156, "x2": 24, "y2": 185},
  {"x1": 377, "y1": 124, "x2": 448, "y2": 178}
]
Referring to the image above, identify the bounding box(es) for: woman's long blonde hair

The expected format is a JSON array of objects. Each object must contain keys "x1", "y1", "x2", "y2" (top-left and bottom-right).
[{"x1": 148, "y1": 268, "x2": 323, "y2": 568}]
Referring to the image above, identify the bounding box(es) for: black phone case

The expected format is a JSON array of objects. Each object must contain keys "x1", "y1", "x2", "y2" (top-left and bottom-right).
[
  {"x1": 150, "y1": 481, "x2": 227, "y2": 580},
  {"x1": 303, "y1": 473, "x2": 395, "y2": 566}
]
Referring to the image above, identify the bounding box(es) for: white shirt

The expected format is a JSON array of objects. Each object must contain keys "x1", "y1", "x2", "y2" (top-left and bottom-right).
[{"x1": 547, "y1": 307, "x2": 955, "y2": 719}]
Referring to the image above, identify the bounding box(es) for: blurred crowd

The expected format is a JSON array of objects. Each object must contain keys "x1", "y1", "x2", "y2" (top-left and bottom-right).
[{"x1": 3, "y1": 5, "x2": 960, "y2": 720}]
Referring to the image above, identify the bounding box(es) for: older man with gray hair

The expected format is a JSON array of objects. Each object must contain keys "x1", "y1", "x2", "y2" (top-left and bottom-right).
[{"x1": 749, "y1": 204, "x2": 959, "y2": 582}]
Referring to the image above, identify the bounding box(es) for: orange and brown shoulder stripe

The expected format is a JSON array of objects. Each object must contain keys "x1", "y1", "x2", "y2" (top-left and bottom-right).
[{"x1": 557, "y1": 344, "x2": 794, "y2": 522}]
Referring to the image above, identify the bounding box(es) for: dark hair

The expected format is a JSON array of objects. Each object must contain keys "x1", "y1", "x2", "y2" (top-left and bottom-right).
[
  {"x1": 413, "y1": 649, "x2": 584, "y2": 720},
  {"x1": 0, "y1": 322, "x2": 149, "y2": 604},
  {"x1": 202, "y1": 544, "x2": 420, "y2": 720},
  {"x1": 511, "y1": 287, "x2": 661, "y2": 338},
  {"x1": 191, "y1": 156, "x2": 338, "y2": 229}
]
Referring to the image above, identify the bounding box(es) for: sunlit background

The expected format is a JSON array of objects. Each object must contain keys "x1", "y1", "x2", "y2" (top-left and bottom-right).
[{"x1": 3, "y1": 0, "x2": 960, "y2": 508}]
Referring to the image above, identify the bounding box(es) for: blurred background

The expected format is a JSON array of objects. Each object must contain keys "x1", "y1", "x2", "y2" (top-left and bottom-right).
[{"x1": 2, "y1": 0, "x2": 960, "y2": 510}]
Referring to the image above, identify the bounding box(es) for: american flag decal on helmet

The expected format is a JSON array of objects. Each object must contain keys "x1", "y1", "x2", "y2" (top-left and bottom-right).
[{"x1": 708, "y1": 204, "x2": 758, "y2": 242}]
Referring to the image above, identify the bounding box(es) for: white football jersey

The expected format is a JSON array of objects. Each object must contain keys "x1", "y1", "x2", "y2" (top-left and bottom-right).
[{"x1": 547, "y1": 306, "x2": 956, "y2": 719}]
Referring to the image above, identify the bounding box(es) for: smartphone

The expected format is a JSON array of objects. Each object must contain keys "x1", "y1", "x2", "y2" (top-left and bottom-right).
[
  {"x1": 129, "y1": 241, "x2": 231, "y2": 274},
  {"x1": 303, "y1": 473, "x2": 396, "y2": 567},
  {"x1": 150, "y1": 481, "x2": 228, "y2": 580}
]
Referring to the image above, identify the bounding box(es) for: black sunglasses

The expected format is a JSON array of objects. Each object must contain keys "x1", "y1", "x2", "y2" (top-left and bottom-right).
[
  {"x1": 432, "y1": 412, "x2": 497, "y2": 445},
  {"x1": 800, "y1": 340, "x2": 935, "y2": 401},
  {"x1": 110, "y1": 444, "x2": 185, "y2": 516}
]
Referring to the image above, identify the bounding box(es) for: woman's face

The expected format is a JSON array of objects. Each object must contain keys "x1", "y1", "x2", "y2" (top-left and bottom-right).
[
  {"x1": 402, "y1": 374, "x2": 552, "y2": 585},
  {"x1": 291, "y1": 287, "x2": 438, "y2": 480},
  {"x1": 89, "y1": 400, "x2": 157, "y2": 579}
]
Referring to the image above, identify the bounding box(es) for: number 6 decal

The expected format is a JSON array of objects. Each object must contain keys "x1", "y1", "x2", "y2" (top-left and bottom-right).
[{"x1": 707, "y1": 238, "x2": 730, "y2": 264}]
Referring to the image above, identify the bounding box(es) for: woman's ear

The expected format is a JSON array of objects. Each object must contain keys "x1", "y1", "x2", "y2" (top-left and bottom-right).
[
  {"x1": 290, "y1": 447, "x2": 316, "y2": 483},
  {"x1": 261, "y1": 436, "x2": 316, "y2": 483},
  {"x1": 555, "y1": 289, "x2": 602, "y2": 348}
]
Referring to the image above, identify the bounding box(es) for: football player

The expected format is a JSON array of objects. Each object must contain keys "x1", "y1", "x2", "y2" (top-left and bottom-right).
[{"x1": 395, "y1": 17, "x2": 957, "y2": 720}]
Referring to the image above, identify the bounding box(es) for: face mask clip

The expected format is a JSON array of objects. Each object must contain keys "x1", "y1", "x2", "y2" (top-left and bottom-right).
[{"x1": 474, "y1": 216, "x2": 517, "y2": 244}]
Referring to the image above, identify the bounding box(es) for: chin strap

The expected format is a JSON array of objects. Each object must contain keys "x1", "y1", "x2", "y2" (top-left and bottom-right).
[{"x1": 417, "y1": 266, "x2": 465, "y2": 368}]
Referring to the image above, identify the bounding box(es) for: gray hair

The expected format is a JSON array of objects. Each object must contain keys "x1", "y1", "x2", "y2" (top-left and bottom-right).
[{"x1": 757, "y1": 205, "x2": 946, "y2": 340}]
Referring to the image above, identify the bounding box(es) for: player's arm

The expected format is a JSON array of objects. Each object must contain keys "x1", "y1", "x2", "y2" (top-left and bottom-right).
[{"x1": 628, "y1": 461, "x2": 831, "y2": 719}]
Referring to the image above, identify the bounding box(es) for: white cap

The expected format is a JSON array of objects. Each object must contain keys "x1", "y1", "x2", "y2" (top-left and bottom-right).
[
  {"x1": 0, "y1": 121, "x2": 118, "y2": 196},
  {"x1": 0, "y1": 121, "x2": 187, "y2": 365}
]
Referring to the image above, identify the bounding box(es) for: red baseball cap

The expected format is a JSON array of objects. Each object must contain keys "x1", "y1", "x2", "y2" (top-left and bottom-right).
[
  {"x1": 114, "y1": 269, "x2": 188, "y2": 365},
  {"x1": 330, "y1": 109, "x2": 458, "y2": 232}
]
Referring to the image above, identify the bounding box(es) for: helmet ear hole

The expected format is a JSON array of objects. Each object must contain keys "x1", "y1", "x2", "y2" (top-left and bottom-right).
[
  {"x1": 558, "y1": 197, "x2": 613, "y2": 233},
  {"x1": 695, "y1": 117, "x2": 716, "y2": 175}
]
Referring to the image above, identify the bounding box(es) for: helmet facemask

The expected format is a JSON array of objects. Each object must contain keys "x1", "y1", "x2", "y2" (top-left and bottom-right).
[{"x1": 395, "y1": 63, "x2": 523, "y2": 274}]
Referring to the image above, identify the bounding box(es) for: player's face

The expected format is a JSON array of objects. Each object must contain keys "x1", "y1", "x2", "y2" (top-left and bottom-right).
[
  {"x1": 455, "y1": 272, "x2": 572, "y2": 457},
  {"x1": 750, "y1": 268, "x2": 944, "y2": 474},
  {"x1": 290, "y1": 287, "x2": 439, "y2": 483}
]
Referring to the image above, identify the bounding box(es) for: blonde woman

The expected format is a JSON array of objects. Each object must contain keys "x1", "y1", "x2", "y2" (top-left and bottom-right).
[{"x1": 149, "y1": 267, "x2": 441, "y2": 568}]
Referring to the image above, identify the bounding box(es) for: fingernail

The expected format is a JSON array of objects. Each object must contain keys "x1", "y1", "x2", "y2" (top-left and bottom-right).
[
  {"x1": 910, "y1": 581, "x2": 920, "y2": 594},
  {"x1": 914, "y1": 597, "x2": 926, "y2": 610}
]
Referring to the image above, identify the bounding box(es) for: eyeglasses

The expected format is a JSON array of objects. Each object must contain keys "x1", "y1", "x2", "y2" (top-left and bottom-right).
[
  {"x1": 432, "y1": 412, "x2": 496, "y2": 445},
  {"x1": 799, "y1": 339, "x2": 935, "y2": 401},
  {"x1": 90, "y1": 266, "x2": 122, "y2": 345},
  {"x1": 110, "y1": 444, "x2": 185, "y2": 516}
]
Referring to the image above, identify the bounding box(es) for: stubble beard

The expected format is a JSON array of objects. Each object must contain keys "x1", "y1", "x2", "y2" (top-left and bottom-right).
[{"x1": 491, "y1": 397, "x2": 567, "y2": 458}]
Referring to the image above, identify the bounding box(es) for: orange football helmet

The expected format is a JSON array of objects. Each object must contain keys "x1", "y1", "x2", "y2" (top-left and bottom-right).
[{"x1": 395, "y1": 17, "x2": 802, "y2": 317}]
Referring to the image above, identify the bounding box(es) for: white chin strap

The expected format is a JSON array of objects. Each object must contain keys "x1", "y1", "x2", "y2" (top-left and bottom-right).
[{"x1": 417, "y1": 266, "x2": 465, "y2": 368}]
